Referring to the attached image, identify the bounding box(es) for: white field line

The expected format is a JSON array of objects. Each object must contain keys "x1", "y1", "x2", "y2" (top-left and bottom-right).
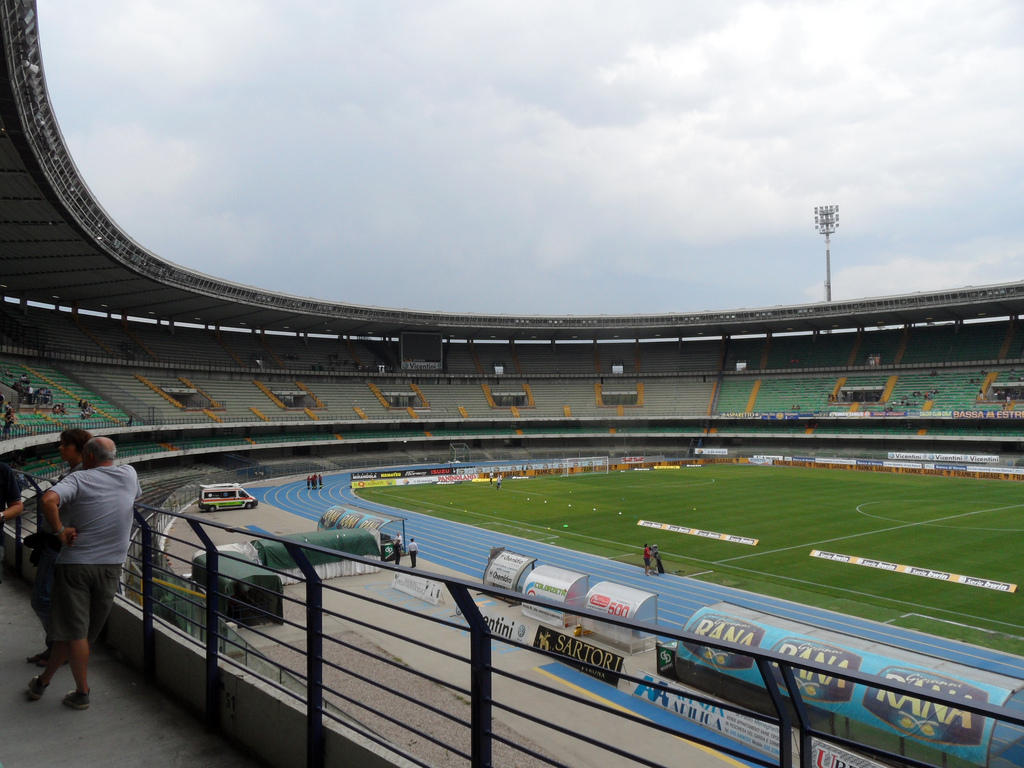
[
  {"x1": 369, "y1": 487, "x2": 704, "y2": 558},
  {"x1": 711, "y1": 562, "x2": 1024, "y2": 632},
  {"x1": 368, "y1": 485, "x2": 1024, "y2": 633},
  {"x1": 715, "y1": 502, "x2": 1024, "y2": 564},
  {"x1": 856, "y1": 500, "x2": 1024, "y2": 532},
  {"x1": 900, "y1": 613, "x2": 1024, "y2": 643}
]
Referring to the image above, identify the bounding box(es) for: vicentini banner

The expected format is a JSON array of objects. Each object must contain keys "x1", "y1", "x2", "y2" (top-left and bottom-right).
[
  {"x1": 810, "y1": 550, "x2": 1017, "y2": 593},
  {"x1": 888, "y1": 452, "x2": 999, "y2": 464}
]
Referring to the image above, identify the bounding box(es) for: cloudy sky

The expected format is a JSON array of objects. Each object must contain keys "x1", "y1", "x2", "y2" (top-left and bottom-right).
[{"x1": 34, "y1": 1, "x2": 1024, "y2": 315}]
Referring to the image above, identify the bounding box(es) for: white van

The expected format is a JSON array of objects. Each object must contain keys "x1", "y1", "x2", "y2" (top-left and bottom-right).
[{"x1": 198, "y1": 483, "x2": 258, "y2": 512}]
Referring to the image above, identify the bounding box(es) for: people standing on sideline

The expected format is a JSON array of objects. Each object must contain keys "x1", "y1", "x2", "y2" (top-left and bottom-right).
[
  {"x1": 652, "y1": 543, "x2": 665, "y2": 575},
  {"x1": 0, "y1": 458, "x2": 25, "y2": 580},
  {"x1": 26, "y1": 437, "x2": 141, "y2": 710},
  {"x1": 318, "y1": 474, "x2": 324, "y2": 489},
  {"x1": 407, "y1": 538, "x2": 418, "y2": 568},
  {"x1": 25, "y1": 429, "x2": 91, "y2": 666},
  {"x1": 394, "y1": 533, "x2": 403, "y2": 565},
  {"x1": 642, "y1": 544, "x2": 652, "y2": 576}
]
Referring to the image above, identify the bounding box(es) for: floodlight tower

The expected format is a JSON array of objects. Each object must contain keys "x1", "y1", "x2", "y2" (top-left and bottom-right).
[{"x1": 814, "y1": 204, "x2": 839, "y2": 302}]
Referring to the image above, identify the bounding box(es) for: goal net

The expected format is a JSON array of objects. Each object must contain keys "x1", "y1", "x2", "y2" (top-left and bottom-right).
[{"x1": 449, "y1": 442, "x2": 470, "y2": 463}]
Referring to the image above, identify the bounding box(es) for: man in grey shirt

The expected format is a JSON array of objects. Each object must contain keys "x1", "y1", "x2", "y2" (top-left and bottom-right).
[{"x1": 26, "y1": 436, "x2": 141, "y2": 710}]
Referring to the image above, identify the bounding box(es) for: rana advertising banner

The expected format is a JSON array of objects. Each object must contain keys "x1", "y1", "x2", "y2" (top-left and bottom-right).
[{"x1": 668, "y1": 604, "x2": 1024, "y2": 765}]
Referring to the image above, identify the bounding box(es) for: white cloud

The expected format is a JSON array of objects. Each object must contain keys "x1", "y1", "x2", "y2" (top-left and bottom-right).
[{"x1": 33, "y1": 0, "x2": 1024, "y2": 314}]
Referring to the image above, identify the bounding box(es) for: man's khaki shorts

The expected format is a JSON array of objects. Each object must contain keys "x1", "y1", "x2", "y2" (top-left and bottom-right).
[{"x1": 50, "y1": 563, "x2": 120, "y2": 642}]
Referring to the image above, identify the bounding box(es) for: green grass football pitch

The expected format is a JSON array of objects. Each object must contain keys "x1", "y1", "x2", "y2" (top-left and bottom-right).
[{"x1": 356, "y1": 464, "x2": 1024, "y2": 655}]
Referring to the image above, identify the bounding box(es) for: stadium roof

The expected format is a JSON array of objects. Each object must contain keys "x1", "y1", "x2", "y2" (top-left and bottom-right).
[{"x1": 2, "y1": 1, "x2": 1024, "y2": 341}]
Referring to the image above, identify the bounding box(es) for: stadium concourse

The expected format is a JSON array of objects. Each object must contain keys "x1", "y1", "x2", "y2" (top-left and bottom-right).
[{"x1": 1, "y1": 576, "x2": 260, "y2": 767}]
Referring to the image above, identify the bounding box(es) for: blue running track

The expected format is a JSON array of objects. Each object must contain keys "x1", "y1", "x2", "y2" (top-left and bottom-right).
[{"x1": 248, "y1": 473, "x2": 1024, "y2": 682}]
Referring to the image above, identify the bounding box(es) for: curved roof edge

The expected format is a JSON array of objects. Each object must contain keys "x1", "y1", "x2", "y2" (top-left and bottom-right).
[{"x1": 2, "y1": 0, "x2": 1023, "y2": 340}]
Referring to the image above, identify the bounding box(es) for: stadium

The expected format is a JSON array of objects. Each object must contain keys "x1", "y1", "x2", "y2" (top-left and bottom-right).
[{"x1": 1, "y1": 2, "x2": 1024, "y2": 768}]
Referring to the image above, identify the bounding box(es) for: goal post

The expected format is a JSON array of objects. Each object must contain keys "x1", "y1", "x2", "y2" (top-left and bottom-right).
[{"x1": 449, "y1": 442, "x2": 470, "y2": 463}]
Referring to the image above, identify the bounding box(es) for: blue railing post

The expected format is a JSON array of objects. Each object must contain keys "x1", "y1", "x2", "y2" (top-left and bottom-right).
[
  {"x1": 447, "y1": 583, "x2": 493, "y2": 768},
  {"x1": 189, "y1": 519, "x2": 222, "y2": 729},
  {"x1": 133, "y1": 509, "x2": 155, "y2": 682},
  {"x1": 283, "y1": 542, "x2": 325, "y2": 768}
]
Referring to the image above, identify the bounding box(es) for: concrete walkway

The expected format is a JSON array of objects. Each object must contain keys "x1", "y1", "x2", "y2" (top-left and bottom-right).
[{"x1": 0, "y1": 574, "x2": 262, "y2": 768}]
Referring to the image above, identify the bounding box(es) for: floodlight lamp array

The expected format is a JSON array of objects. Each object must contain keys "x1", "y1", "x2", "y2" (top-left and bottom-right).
[{"x1": 814, "y1": 204, "x2": 839, "y2": 235}]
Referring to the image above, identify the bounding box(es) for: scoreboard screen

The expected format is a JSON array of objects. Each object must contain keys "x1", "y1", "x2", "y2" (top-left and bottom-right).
[{"x1": 400, "y1": 332, "x2": 443, "y2": 370}]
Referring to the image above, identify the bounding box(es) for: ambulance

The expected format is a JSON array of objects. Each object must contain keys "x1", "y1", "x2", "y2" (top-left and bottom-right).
[{"x1": 198, "y1": 483, "x2": 258, "y2": 512}]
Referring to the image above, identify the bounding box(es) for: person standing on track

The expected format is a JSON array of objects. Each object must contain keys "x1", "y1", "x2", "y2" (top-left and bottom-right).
[
  {"x1": 407, "y1": 538, "x2": 418, "y2": 568},
  {"x1": 642, "y1": 544, "x2": 652, "y2": 576}
]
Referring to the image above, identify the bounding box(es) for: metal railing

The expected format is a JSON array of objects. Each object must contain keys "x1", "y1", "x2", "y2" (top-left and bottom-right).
[{"x1": 6, "y1": 478, "x2": 1024, "y2": 768}]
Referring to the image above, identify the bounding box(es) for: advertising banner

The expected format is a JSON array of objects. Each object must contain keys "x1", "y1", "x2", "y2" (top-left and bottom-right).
[
  {"x1": 521, "y1": 565, "x2": 588, "y2": 626},
  {"x1": 350, "y1": 477, "x2": 395, "y2": 489},
  {"x1": 695, "y1": 448, "x2": 729, "y2": 456},
  {"x1": 673, "y1": 606, "x2": 1015, "y2": 763},
  {"x1": 638, "y1": 519, "x2": 758, "y2": 546},
  {"x1": 810, "y1": 550, "x2": 1017, "y2": 592},
  {"x1": 392, "y1": 573, "x2": 445, "y2": 605},
  {"x1": 582, "y1": 581, "x2": 658, "y2": 652},
  {"x1": 632, "y1": 672, "x2": 779, "y2": 757},
  {"x1": 532, "y1": 626, "x2": 624, "y2": 684},
  {"x1": 318, "y1": 506, "x2": 392, "y2": 531},
  {"x1": 952, "y1": 410, "x2": 1024, "y2": 419},
  {"x1": 482, "y1": 549, "x2": 535, "y2": 592},
  {"x1": 809, "y1": 740, "x2": 888, "y2": 768},
  {"x1": 888, "y1": 452, "x2": 999, "y2": 464}
]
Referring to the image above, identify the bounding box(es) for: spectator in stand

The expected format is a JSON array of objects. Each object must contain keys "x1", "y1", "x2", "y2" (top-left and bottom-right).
[
  {"x1": 0, "y1": 459, "x2": 26, "y2": 581},
  {"x1": 26, "y1": 437, "x2": 141, "y2": 710},
  {"x1": 3, "y1": 406, "x2": 15, "y2": 439},
  {"x1": 25, "y1": 428, "x2": 92, "y2": 667}
]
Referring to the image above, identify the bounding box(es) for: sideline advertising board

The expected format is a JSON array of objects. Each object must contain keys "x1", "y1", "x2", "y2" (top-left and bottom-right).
[
  {"x1": 521, "y1": 565, "x2": 589, "y2": 627},
  {"x1": 632, "y1": 672, "x2": 779, "y2": 758},
  {"x1": 638, "y1": 519, "x2": 758, "y2": 546},
  {"x1": 392, "y1": 573, "x2": 445, "y2": 605},
  {"x1": 888, "y1": 451, "x2": 1000, "y2": 463},
  {"x1": 318, "y1": 506, "x2": 392, "y2": 532},
  {"x1": 810, "y1": 550, "x2": 1017, "y2": 593},
  {"x1": 532, "y1": 625, "x2": 624, "y2": 684},
  {"x1": 482, "y1": 548, "x2": 536, "y2": 593}
]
